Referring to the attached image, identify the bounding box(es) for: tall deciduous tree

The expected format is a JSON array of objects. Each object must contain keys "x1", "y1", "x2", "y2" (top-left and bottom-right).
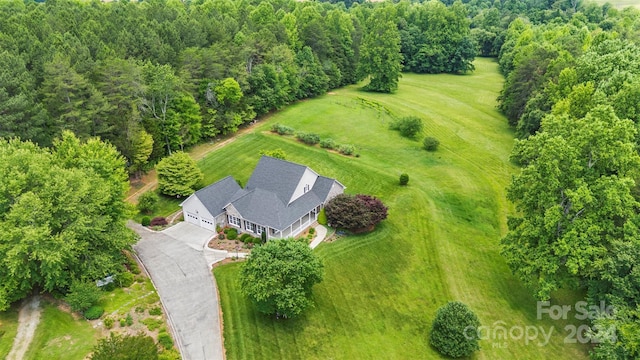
[
  {"x1": 358, "y1": 6, "x2": 402, "y2": 93},
  {"x1": 502, "y1": 105, "x2": 640, "y2": 300},
  {"x1": 240, "y1": 239, "x2": 323, "y2": 318},
  {"x1": 0, "y1": 132, "x2": 135, "y2": 311},
  {"x1": 156, "y1": 151, "x2": 203, "y2": 197},
  {"x1": 141, "y1": 63, "x2": 182, "y2": 155}
]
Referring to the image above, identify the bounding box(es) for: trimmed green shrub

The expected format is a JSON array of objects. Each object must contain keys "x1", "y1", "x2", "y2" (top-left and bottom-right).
[
  {"x1": 430, "y1": 301, "x2": 481, "y2": 358},
  {"x1": 251, "y1": 236, "x2": 263, "y2": 244},
  {"x1": 320, "y1": 138, "x2": 336, "y2": 149},
  {"x1": 259, "y1": 148, "x2": 287, "y2": 160},
  {"x1": 149, "y1": 307, "x2": 163, "y2": 316},
  {"x1": 91, "y1": 333, "x2": 158, "y2": 360},
  {"x1": 240, "y1": 233, "x2": 254, "y2": 243},
  {"x1": 309, "y1": 227, "x2": 315, "y2": 235},
  {"x1": 271, "y1": 123, "x2": 295, "y2": 135},
  {"x1": 399, "y1": 173, "x2": 409, "y2": 186},
  {"x1": 116, "y1": 271, "x2": 135, "y2": 288},
  {"x1": 137, "y1": 191, "x2": 159, "y2": 214},
  {"x1": 338, "y1": 144, "x2": 355, "y2": 155},
  {"x1": 158, "y1": 349, "x2": 181, "y2": 360},
  {"x1": 142, "y1": 317, "x2": 163, "y2": 331},
  {"x1": 141, "y1": 216, "x2": 151, "y2": 227},
  {"x1": 391, "y1": 116, "x2": 424, "y2": 138},
  {"x1": 296, "y1": 132, "x2": 320, "y2": 145},
  {"x1": 226, "y1": 228, "x2": 238, "y2": 240},
  {"x1": 65, "y1": 280, "x2": 102, "y2": 313},
  {"x1": 261, "y1": 231, "x2": 267, "y2": 243},
  {"x1": 103, "y1": 316, "x2": 115, "y2": 329},
  {"x1": 126, "y1": 313, "x2": 134, "y2": 326},
  {"x1": 119, "y1": 318, "x2": 126, "y2": 327},
  {"x1": 318, "y1": 208, "x2": 327, "y2": 225},
  {"x1": 84, "y1": 305, "x2": 104, "y2": 320},
  {"x1": 158, "y1": 332, "x2": 174, "y2": 349},
  {"x1": 423, "y1": 136, "x2": 440, "y2": 151}
]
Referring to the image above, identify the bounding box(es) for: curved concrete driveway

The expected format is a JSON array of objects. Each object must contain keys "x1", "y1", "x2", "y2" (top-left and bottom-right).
[{"x1": 129, "y1": 222, "x2": 224, "y2": 360}]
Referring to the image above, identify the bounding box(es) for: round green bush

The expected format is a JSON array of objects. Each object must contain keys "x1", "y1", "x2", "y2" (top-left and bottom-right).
[
  {"x1": 158, "y1": 332, "x2": 174, "y2": 349},
  {"x1": 423, "y1": 136, "x2": 440, "y2": 151},
  {"x1": 320, "y1": 138, "x2": 336, "y2": 149},
  {"x1": 84, "y1": 305, "x2": 104, "y2": 320},
  {"x1": 141, "y1": 216, "x2": 151, "y2": 227},
  {"x1": 137, "y1": 191, "x2": 159, "y2": 214},
  {"x1": 430, "y1": 301, "x2": 481, "y2": 358},
  {"x1": 149, "y1": 307, "x2": 163, "y2": 316},
  {"x1": 116, "y1": 271, "x2": 135, "y2": 288},
  {"x1": 103, "y1": 316, "x2": 115, "y2": 329},
  {"x1": 226, "y1": 228, "x2": 238, "y2": 240},
  {"x1": 338, "y1": 144, "x2": 355, "y2": 156},
  {"x1": 240, "y1": 233, "x2": 253, "y2": 243},
  {"x1": 392, "y1": 116, "x2": 424, "y2": 138},
  {"x1": 399, "y1": 173, "x2": 409, "y2": 186}
]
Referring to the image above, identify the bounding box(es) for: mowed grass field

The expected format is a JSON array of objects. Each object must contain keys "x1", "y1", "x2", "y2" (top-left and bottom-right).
[
  {"x1": 594, "y1": 0, "x2": 640, "y2": 8},
  {"x1": 210, "y1": 58, "x2": 589, "y2": 359}
]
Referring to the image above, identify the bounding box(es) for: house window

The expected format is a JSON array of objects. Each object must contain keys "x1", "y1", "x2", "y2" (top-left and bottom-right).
[
  {"x1": 304, "y1": 184, "x2": 310, "y2": 193},
  {"x1": 228, "y1": 215, "x2": 241, "y2": 227},
  {"x1": 246, "y1": 222, "x2": 256, "y2": 233},
  {"x1": 257, "y1": 225, "x2": 266, "y2": 235}
]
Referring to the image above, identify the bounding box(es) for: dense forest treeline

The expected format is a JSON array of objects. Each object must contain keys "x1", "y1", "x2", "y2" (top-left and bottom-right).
[
  {"x1": 0, "y1": 0, "x2": 573, "y2": 174},
  {"x1": 0, "y1": 0, "x2": 467, "y2": 172},
  {"x1": 497, "y1": 3, "x2": 640, "y2": 359}
]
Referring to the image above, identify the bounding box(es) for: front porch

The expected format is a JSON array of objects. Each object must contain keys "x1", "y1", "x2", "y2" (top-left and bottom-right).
[{"x1": 226, "y1": 205, "x2": 321, "y2": 240}]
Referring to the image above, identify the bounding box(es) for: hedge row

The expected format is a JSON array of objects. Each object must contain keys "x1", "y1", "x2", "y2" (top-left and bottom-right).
[{"x1": 271, "y1": 124, "x2": 356, "y2": 156}]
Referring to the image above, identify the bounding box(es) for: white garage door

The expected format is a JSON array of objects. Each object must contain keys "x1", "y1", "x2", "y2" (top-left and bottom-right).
[
  {"x1": 200, "y1": 217, "x2": 215, "y2": 231},
  {"x1": 185, "y1": 212, "x2": 199, "y2": 225}
]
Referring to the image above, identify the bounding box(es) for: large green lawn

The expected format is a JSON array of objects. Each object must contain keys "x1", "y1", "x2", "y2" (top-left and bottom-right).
[
  {"x1": 594, "y1": 0, "x2": 640, "y2": 8},
  {"x1": 211, "y1": 58, "x2": 589, "y2": 359}
]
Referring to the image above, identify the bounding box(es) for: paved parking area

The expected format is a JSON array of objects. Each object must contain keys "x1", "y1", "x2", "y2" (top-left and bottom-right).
[
  {"x1": 129, "y1": 222, "x2": 224, "y2": 360},
  {"x1": 162, "y1": 221, "x2": 215, "y2": 251}
]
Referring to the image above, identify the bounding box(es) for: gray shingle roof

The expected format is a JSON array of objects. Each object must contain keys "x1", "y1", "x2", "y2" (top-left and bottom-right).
[
  {"x1": 245, "y1": 156, "x2": 307, "y2": 204},
  {"x1": 192, "y1": 156, "x2": 342, "y2": 231},
  {"x1": 193, "y1": 176, "x2": 246, "y2": 217},
  {"x1": 311, "y1": 176, "x2": 336, "y2": 203}
]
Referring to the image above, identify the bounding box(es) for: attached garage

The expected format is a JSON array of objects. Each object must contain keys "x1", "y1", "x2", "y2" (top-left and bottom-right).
[
  {"x1": 200, "y1": 217, "x2": 215, "y2": 231},
  {"x1": 181, "y1": 194, "x2": 217, "y2": 231},
  {"x1": 185, "y1": 211, "x2": 199, "y2": 225}
]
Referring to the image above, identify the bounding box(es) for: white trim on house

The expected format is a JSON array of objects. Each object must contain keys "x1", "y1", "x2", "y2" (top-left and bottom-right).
[
  {"x1": 288, "y1": 167, "x2": 319, "y2": 204},
  {"x1": 180, "y1": 194, "x2": 217, "y2": 231}
]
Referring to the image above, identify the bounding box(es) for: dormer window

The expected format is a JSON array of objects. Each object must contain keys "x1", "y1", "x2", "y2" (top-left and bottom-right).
[{"x1": 304, "y1": 184, "x2": 310, "y2": 193}]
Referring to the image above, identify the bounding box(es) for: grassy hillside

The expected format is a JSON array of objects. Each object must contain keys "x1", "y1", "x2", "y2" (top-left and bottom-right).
[
  {"x1": 593, "y1": 0, "x2": 640, "y2": 8},
  {"x1": 211, "y1": 58, "x2": 590, "y2": 359}
]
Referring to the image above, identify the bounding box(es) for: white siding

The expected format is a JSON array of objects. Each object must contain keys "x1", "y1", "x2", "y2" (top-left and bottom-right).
[
  {"x1": 180, "y1": 195, "x2": 216, "y2": 230},
  {"x1": 225, "y1": 204, "x2": 241, "y2": 218},
  {"x1": 324, "y1": 181, "x2": 345, "y2": 203},
  {"x1": 289, "y1": 168, "x2": 318, "y2": 204}
]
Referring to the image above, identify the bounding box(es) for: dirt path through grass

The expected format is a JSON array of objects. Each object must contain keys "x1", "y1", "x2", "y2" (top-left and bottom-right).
[
  {"x1": 7, "y1": 296, "x2": 41, "y2": 360},
  {"x1": 125, "y1": 122, "x2": 262, "y2": 205}
]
